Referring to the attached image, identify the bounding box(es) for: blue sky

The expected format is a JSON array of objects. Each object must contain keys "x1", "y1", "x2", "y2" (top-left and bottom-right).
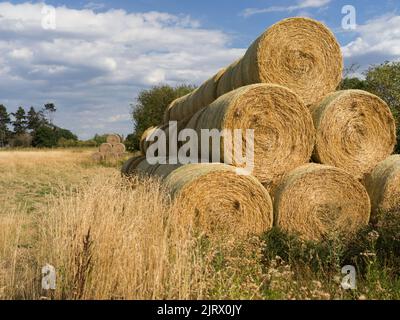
[{"x1": 1, "y1": 0, "x2": 399, "y2": 139}]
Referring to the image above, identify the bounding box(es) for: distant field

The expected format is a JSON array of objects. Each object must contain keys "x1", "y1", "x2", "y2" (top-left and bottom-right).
[{"x1": 0, "y1": 149, "x2": 399, "y2": 300}]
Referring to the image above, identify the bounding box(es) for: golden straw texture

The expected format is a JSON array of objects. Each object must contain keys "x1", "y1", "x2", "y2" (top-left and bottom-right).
[
  {"x1": 140, "y1": 126, "x2": 157, "y2": 155},
  {"x1": 311, "y1": 90, "x2": 396, "y2": 180},
  {"x1": 139, "y1": 119, "x2": 191, "y2": 155},
  {"x1": 123, "y1": 159, "x2": 274, "y2": 239},
  {"x1": 217, "y1": 17, "x2": 343, "y2": 107},
  {"x1": 164, "y1": 68, "x2": 226, "y2": 122},
  {"x1": 112, "y1": 143, "x2": 126, "y2": 154},
  {"x1": 274, "y1": 164, "x2": 371, "y2": 241},
  {"x1": 106, "y1": 134, "x2": 121, "y2": 145},
  {"x1": 186, "y1": 83, "x2": 316, "y2": 193},
  {"x1": 99, "y1": 143, "x2": 113, "y2": 154},
  {"x1": 364, "y1": 155, "x2": 400, "y2": 217}
]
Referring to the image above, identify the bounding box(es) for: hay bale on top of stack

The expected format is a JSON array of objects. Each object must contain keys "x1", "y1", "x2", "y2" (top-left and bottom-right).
[
  {"x1": 164, "y1": 17, "x2": 343, "y2": 123},
  {"x1": 124, "y1": 16, "x2": 398, "y2": 241},
  {"x1": 93, "y1": 134, "x2": 126, "y2": 160}
]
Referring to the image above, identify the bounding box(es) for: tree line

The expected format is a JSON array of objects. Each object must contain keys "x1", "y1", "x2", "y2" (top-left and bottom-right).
[{"x1": 0, "y1": 103, "x2": 81, "y2": 148}]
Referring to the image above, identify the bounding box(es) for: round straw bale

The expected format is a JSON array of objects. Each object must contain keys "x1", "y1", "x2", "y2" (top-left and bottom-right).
[
  {"x1": 99, "y1": 143, "x2": 113, "y2": 154},
  {"x1": 122, "y1": 156, "x2": 147, "y2": 176},
  {"x1": 274, "y1": 164, "x2": 371, "y2": 241},
  {"x1": 164, "y1": 69, "x2": 226, "y2": 123},
  {"x1": 364, "y1": 155, "x2": 400, "y2": 217},
  {"x1": 140, "y1": 118, "x2": 191, "y2": 155},
  {"x1": 121, "y1": 156, "x2": 139, "y2": 176},
  {"x1": 130, "y1": 161, "x2": 273, "y2": 238},
  {"x1": 164, "y1": 93, "x2": 193, "y2": 123},
  {"x1": 165, "y1": 163, "x2": 273, "y2": 239},
  {"x1": 216, "y1": 17, "x2": 343, "y2": 107},
  {"x1": 91, "y1": 152, "x2": 103, "y2": 161},
  {"x1": 216, "y1": 60, "x2": 240, "y2": 97},
  {"x1": 106, "y1": 134, "x2": 121, "y2": 145},
  {"x1": 112, "y1": 143, "x2": 126, "y2": 154},
  {"x1": 130, "y1": 157, "x2": 181, "y2": 179},
  {"x1": 140, "y1": 126, "x2": 158, "y2": 155},
  {"x1": 311, "y1": 90, "x2": 396, "y2": 180},
  {"x1": 196, "y1": 68, "x2": 226, "y2": 108},
  {"x1": 186, "y1": 83, "x2": 316, "y2": 193}
]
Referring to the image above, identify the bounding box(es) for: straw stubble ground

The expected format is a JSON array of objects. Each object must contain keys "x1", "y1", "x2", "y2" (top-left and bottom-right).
[{"x1": 0, "y1": 149, "x2": 399, "y2": 300}]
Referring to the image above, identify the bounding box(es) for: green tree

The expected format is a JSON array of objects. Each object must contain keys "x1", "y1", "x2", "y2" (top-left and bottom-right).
[
  {"x1": 131, "y1": 84, "x2": 195, "y2": 150},
  {"x1": 93, "y1": 134, "x2": 108, "y2": 146},
  {"x1": 365, "y1": 62, "x2": 400, "y2": 114},
  {"x1": 56, "y1": 128, "x2": 78, "y2": 141},
  {"x1": 365, "y1": 62, "x2": 400, "y2": 153},
  {"x1": 339, "y1": 77, "x2": 368, "y2": 90},
  {"x1": 124, "y1": 133, "x2": 136, "y2": 152},
  {"x1": 32, "y1": 126, "x2": 57, "y2": 148},
  {"x1": 12, "y1": 107, "x2": 28, "y2": 135},
  {"x1": 58, "y1": 137, "x2": 78, "y2": 148},
  {"x1": 43, "y1": 103, "x2": 57, "y2": 124},
  {"x1": 32, "y1": 125, "x2": 77, "y2": 148},
  {"x1": 27, "y1": 106, "x2": 47, "y2": 132},
  {"x1": 0, "y1": 104, "x2": 11, "y2": 147}
]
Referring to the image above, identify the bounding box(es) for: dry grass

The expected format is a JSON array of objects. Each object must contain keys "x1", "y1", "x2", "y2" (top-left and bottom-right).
[
  {"x1": 0, "y1": 149, "x2": 261, "y2": 299},
  {"x1": 35, "y1": 175, "x2": 209, "y2": 299},
  {"x1": 0, "y1": 149, "x2": 398, "y2": 300}
]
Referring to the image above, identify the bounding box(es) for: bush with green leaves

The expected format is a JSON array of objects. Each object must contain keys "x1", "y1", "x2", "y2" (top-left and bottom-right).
[
  {"x1": 130, "y1": 84, "x2": 195, "y2": 151},
  {"x1": 33, "y1": 125, "x2": 78, "y2": 148}
]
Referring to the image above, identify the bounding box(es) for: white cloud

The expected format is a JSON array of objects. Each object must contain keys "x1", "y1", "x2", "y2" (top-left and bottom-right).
[
  {"x1": 342, "y1": 14, "x2": 400, "y2": 74},
  {"x1": 0, "y1": 2, "x2": 244, "y2": 139},
  {"x1": 343, "y1": 14, "x2": 400, "y2": 58},
  {"x1": 84, "y1": 2, "x2": 105, "y2": 11},
  {"x1": 9, "y1": 48, "x2": 33, "y2": 60},
  {"x1": 107, "y1": 114, "x2": 131, "y2": 123},
  {"x1": 242, "y1": 0, "x2": 330, "y2": 17}
]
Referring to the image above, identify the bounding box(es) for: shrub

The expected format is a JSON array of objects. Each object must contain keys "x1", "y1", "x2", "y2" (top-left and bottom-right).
[{"x1": 130, "y1": 84, "x2": 195, "y2": 150}]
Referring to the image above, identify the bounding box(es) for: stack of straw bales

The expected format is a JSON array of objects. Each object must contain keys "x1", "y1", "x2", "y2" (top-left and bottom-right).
[
  {"x1": 92, "y1": 134, "x2": 126, "y2": 161},
  {"x1": 123, "y1": 17, "x2": 398, "y2": 241}
]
